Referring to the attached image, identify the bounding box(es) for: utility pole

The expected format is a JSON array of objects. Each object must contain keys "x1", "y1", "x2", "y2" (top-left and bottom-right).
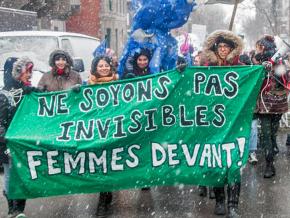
[
  {"x1": 271, "y1": 0, "x2": 278, "y2": 35},
  {"x1": 228, "y1": 0, "x2": 239, "y2": 31}
]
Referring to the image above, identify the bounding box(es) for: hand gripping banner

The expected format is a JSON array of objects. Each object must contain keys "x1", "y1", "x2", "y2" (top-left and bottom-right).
[{"x1": 6, "y1": 66, "x2": 264, "y2": 199}]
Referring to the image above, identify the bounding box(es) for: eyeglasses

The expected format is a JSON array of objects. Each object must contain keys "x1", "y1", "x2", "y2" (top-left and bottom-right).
[{"x1": 217, "y1": 44, "x2": 231, "y2": 49}]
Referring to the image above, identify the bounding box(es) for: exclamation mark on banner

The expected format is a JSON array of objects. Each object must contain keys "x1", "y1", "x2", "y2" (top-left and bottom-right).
[{"x1": 237, "y1": 138, "x2": 245, "y2": 166}]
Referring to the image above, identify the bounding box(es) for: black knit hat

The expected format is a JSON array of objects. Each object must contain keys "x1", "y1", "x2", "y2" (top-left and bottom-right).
[
  {"x1": 258, "y1": 35, "x2": 276, "y2": 51},
  {"x1": 12, "y1": 57, "x2": 33, "y2": 80},
  {"x1": 133, "y1": 48, "x2": 152, "y2": 61},
  {"x1": 255, "y1": 35, "x2": 277, "y2": 61},
  {"x1": 211, "y1": 36, "x2": 236, "y2": 51}
]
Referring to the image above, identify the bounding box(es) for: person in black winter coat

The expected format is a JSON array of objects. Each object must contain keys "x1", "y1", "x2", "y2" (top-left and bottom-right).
[
  {"x1": 0, "y1": 56, "x2": 37, "y2": 218},
  {"x1": 253, "y1": 36, "x2": 289, "y2": 178},
  {"x1": 122, "y1": 48, "x2": 152, "y2": 79}
]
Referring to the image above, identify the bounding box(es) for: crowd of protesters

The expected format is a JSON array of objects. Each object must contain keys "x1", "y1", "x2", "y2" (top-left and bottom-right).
[{"x1": 1, "y1": 29, "x2": 290, "y2": 218}]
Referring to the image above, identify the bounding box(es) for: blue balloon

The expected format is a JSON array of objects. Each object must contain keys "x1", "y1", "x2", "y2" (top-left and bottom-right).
[{"x1": 118, "y1": 0, "x2": 196, "y2": 77}]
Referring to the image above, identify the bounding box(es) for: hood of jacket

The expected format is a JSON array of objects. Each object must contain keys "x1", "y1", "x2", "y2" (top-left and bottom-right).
[
  {"x1": 201, "y1": 30, "x2": 244, "y2": 65},
  {"x1": 3, "y1": 57, "x2": 23, "y2": 91},
  {"x1": 49, "y1": 50, "x2": 74, "y2": 76},
  {"x1": 49, "y1": 50, "x2": 73, "y2": 67}
]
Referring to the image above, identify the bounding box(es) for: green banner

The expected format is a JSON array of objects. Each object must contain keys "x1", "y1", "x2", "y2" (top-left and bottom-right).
[{"x1": 6, "y1": 66, "x2": 264, "y2": 199}]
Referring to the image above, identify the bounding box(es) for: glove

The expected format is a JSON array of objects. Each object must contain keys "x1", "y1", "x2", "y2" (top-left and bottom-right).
[
  {"x1": 176, "y1": 63, "x2": 187, "y2": 73},
  {"x1": 262, "y1": 61, "x2": 273, "y2": 72},
  {"x1": 122, "y1": 73, "x2": 136, "y2": 79},
  {"x1": 71, "y1": 84, "x2": 81, "y2": 93},
  {"x1": 23, "y1": 86, "x2": 44, "y2": 94}
]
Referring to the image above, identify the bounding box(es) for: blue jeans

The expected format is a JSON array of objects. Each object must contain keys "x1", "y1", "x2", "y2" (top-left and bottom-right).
[
  {"x1": 249, "y1": 119, "x2": 258, "y2": 152},
  {"x1": 3, "y1": 161, "x2": 10, "y2": 194}
]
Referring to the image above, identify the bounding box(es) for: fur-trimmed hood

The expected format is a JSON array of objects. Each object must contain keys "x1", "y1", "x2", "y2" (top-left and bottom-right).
[
  {"x1": 3, "y1": 57, "x2": 21, "y2": 91},
  {"x1": 49, "y1": 49, "x2": 73, "y2": 67},
  {"x1": 201, "y1": 30, "x2": 244, "y2": 65},
  {"x1": 49, "y1": 49, "x2": 74, "y2": 76},
  {"x1": 12, "y1": 57, "x2": 33, "y2": 80}
]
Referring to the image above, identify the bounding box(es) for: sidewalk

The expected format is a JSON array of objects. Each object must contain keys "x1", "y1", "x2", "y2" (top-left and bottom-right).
[{"x1": 0, "y1": 133, "x2": 290, "y2": 218}]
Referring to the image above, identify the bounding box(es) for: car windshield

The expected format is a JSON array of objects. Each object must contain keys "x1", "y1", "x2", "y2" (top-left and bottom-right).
[{"x1": 0, "y1": 36, "x2": 58, "y2": 72}]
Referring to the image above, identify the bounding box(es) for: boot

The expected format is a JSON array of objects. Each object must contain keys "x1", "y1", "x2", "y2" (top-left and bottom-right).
[
  {"x1": 14, "y1": 199, "x2": 26, "y2": 214},
  {"x1": 273, "y1": 145, "x2": 279, "y2": 156},
  {"x1": 227, "y1": 184, "x2": 240, "y2": 218},
  {"x1": 209, "y1": 187, "x2": 215, "y2": 199},
  {"x1": 14, "y1": 213, "x2": 27, "y2": 218},
  {"x1": 3, "y1": 191, "x2": 14, "y2": 216},
  {"x1": 264, "y1": 161, "x2": 275, "y2": 178},
  {"x1": 141, "y1": 187, "x2": 150, "y2": 191},
  {"x1": 96, "y1": 192, "x2": 112, "y2": 217},
  {"x1": 228, "y1": 207, "x2": 239, "y2": 218},
  {"x1": 198, "y1": 186, "x2": 207, "y2": 197},
  {"x1": 213, "y1": 187, "x2": 226, "y2": 215}
]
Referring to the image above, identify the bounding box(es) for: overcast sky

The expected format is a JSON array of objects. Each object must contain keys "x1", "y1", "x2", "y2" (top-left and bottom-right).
[{"x1": 220, "y1": 0, "x2": 256, "y2": 32}]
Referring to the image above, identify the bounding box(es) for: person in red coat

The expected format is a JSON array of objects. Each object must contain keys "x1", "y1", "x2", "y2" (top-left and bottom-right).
[{"x1": 200, "y1": 30, "x2": 244, "y2": 218}]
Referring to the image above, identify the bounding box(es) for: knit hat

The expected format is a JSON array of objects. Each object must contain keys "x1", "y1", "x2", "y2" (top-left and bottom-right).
[
  {"x1": 12, "y1": 57, "x2": 33, "y2": 80},
  {"x1": 258, "y1": 35, "x2": 276, "y2": 51},
  {"x1": 255, "y1": 35, "x2": 277, "y2": 61},
  {"x1": 133, "y1": 48, "x2": 152, "y2": 61},
  {"x1": 211, "y1": 36, "x2": 236, "y2": 51}
]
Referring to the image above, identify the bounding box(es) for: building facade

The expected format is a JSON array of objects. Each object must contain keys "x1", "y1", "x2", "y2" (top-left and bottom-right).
[
  {"x1": 100, "y1": 0, "x2": 128, "y2": 57},
  {"x1": 66, "y1": 0, "x2": 128, "y2": 57},
  {"x1": 66, "y1": 0, "x2": 101, "y2": 37},
  {"x1": 0, "y1": 0, "x2": 74, "y2": 31}
]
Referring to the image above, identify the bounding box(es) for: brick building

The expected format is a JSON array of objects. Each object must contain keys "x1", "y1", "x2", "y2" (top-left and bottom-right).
[
  {"x1": 66, "y1": 0, "x2": 128, "y2": 57},
  {"x1": 66, "y1": 0, "x2": 101, "y2": 38},
  {"x1": 1, "y1": 0, "x2": 128, "y2": 56}
]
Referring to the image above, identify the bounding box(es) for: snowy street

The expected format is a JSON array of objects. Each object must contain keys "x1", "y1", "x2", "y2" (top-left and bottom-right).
[{"x1": 1, "y1": 133, "x2": 290, "y2": 218}]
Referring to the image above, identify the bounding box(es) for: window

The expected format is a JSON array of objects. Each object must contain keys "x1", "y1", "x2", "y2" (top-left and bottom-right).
[
  {"x1": 61, "y1": 39, "x2": 74, "y2": 56},
  {"x1": 61, "y1": 36, "x2": 99, "y2": 74},
  {"x1": 115, "y1": 28, "x2": 118, "y2": 53},
  {"x1": 109, "y1": 0, "x2": 112, "y2": 11},
  {"x1": 106, "y1": 28, "x2": 111, "y2": 48}
]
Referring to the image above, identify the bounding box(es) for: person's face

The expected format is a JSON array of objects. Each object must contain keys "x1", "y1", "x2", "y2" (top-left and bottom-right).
[
  {"x1": 112, "y1": 55, "x2": 118, "y2": 66},
  {"x1": 194, "y1": 55, "x2": 201, "y2": 65},
  {"x1": 137, "y1": 55, "x2": 149, "y2": 69},
  {"x1": 96, "y1": 59, "x2": 111, "y2": 77},
  {"x1": 19, "y1": 66, "x2": 33, "y2": 84},
  {"x1": 217, "y1": 43, "x2": 232, "y2": 60},
  {"x1": 55, "y1": 57, "x2": 67, "y2": 70},
  {"x1": 256, "y1": 44, "x2": 264, "y2": 54}
]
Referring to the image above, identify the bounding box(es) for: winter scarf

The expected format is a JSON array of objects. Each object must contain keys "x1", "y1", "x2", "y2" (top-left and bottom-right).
[{"x1": 88, "y1": 74, "x2": 118, "y2": 85}]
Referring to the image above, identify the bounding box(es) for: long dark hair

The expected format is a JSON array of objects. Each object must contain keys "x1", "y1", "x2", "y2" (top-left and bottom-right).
[
  {"x1": 91, "y1": 56, "x2": 115, "y2": 78},
  {"x1": 254, "y1": 36, "x2": 277, "y2": 62},
  {"x1": 132, "y1": 48, "x2": 151, "y2": 75}
]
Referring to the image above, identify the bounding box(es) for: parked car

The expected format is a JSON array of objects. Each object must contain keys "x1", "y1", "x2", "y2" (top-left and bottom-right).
[{"x1": 0, "y1": 31, "x2": 100, "y2": 87}]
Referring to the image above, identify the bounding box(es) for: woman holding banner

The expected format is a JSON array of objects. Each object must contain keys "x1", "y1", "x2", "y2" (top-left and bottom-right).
[
  {"x1": 38, "y1": 49, "x2": 82, "y2": 91},
  {"x1": 0, "y1": 57, "x2": 37, "y2": 218},
  {"x1": 122, "y1": 48, "x2": 152, "y2": 79},
  {"x1": 88, "y1": 55, "x2": 118, "y2": 85},
  {"x1": 200, "y1": 30, "x2": 244, "y2": 218},
  {"x1": 89, "y1": 55, "x2": 118, "y2": 217},
  {"x1": 253, "y1": 35, "x2": 289, "y2": 178}
]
